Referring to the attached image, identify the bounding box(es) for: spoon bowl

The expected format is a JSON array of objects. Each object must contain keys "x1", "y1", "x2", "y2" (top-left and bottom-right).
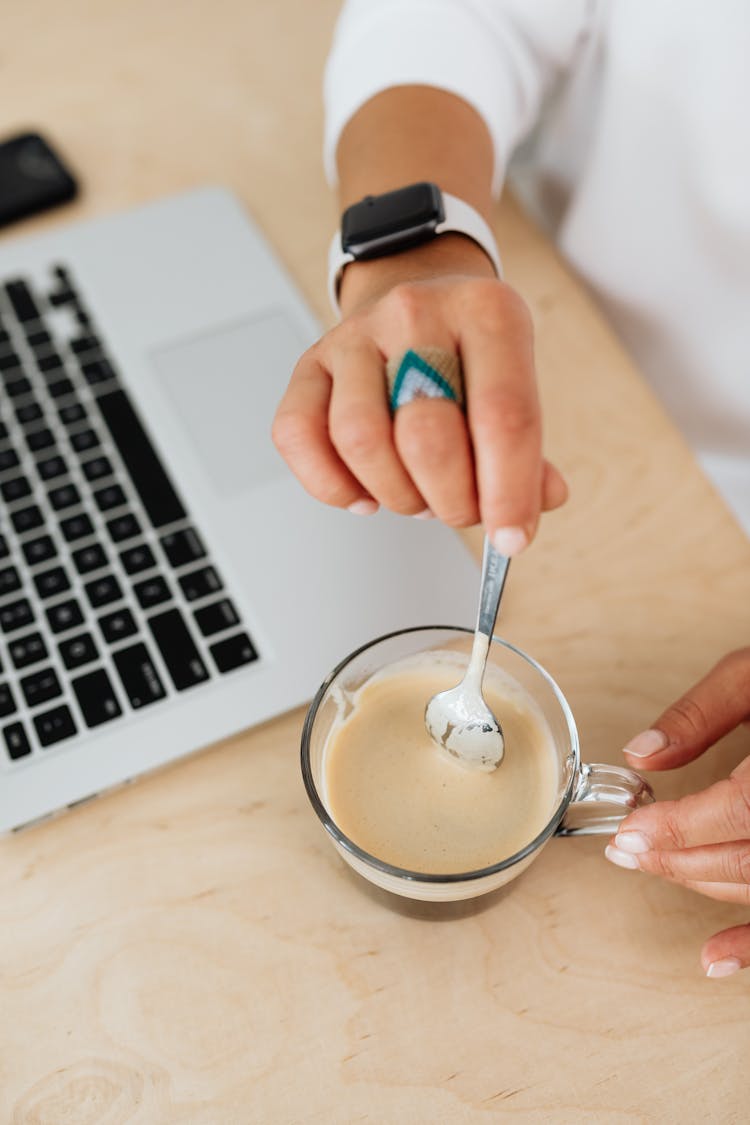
[{"x1": 424, "y1": 539, "x2": 510, "y2": 770}]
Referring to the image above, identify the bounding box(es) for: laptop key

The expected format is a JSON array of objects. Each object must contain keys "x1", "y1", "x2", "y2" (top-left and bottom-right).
[
  {"x1": 49, "y1": 483, "x2": 81, "y2": 511},
  {"x1": 97, "y1": 389, "x2": 186, "y2": 528},
  {"x1": 0, "y1": 598, "x2": 35, "y2": 633},
  {"x1": 37, "y1": 454, "x2": 68, "y2": 481},
  {"x1": 26, "y1": 428, "x2": 55, "y2": 453},
  {"x1": 72, "y1": 668, "x2": 122, "y2": 727},
  {"x1": 59, "y1": 632, "x2": 99, "y2": 670},
  {"x1": 120, "y1": 543, "x2": 156, "y2": 575},
  {"x1": 33, "y1": 566, "x2": 71, "y2": 599},
  {"x1": 106, "y1": 513, "x2": 141, "y2": 543},
  {"x1": 134, "y1": 575, "x2": 171, "y2": 609},
  {"x1": 36, "y1": 351, "x2": 64, "y2": 372},
  {"x1": 58, "y1": 401, "x2": 87, "y2": 426},
  {"x1": 34, "y1": 704, "x2": 77, "y2": 748},
  {"x1": 5, "y1": 376, "x2": 32, "y2": 398},
  {"x1": 70, "y1": 334, "x2": 101, "y2": 355},
  {"x1": 5, "y1": 280, "x2": 40, "y2": 322},
  {"x1": 81, "y1": 358, "x2": 116, "y2": 385},
  {"x1": 72, "y1": 544, "x2": 108, "y2": 575},
  {"x1": 160, "y1": 528, "x2": 206, "y2": 568},
  {"x1": 84, "y1": 574, "x2": 122, "y2": 609},
  {"x1": 194, "y1": 599, "x2": 240, "y2": 637},
  {"x1": 113, "y1": 642, "x2": 167, "y2": 709},
  {"x1": 49, "y1": 288, "x2": 75, "y2": 308},
  {"x1": 0, "y1": 351, "x2": 22, "y2": 371},
  {"x1": 27, "y1": 328, "x2": 52, "y2": 349},
  {"x1": 9, "y1": 632, "x2": 48, "y2": 669},
  {"x1": 21, "y1": 666, "x2": 62, "y2": 708},
  {"x1": 22, "y1": 535, "x2": 58, "y2": 566},
  {"x1": 0, "y1": 534, "x2": 8, "y2": 558},
  {"x1": 46, "y1": 598, "x2": 84, "y2": 634},
  {"x1": 0, "y1": 448, "x2": 21, "y2": 472},
  {"x1": 147, "y1": 609, "x2": 209, "y2": 691},
  {"x1": 3, "y1": 721, "x2": 31, "y2": 760},
  {"x1": 48, "y1": 378, "x2": 75, "y2": 399},
  {"x1": 210, "y1": 633, "x2": 258, "y2": 674},
  {"x1": 60, "y1": 512, "x2": 95, "y2": 542},
  {"x1": 0, "y1": 565, "x2": 22, "y2": 596},
  {"x1": 93, "y1": 484, "x2": 127, "y2": 512},
  {"x1": 1, "y1": 475, "x2": 32, "y2": 503},
  {"x1": 12, "y1": 504, "x2": 45, "y2": 533},
  {"x1": 70, "y1": 428, "x2": 99, "y2": 453},
  {"x1": 81, "y1": 456, "x2": 112, "y2": 482},
  {"x1": 98, "y1": 608, "x2": 137, "y2": 644},
  {"x1": 15, "y1": 401, "x2": 44, "y2": 426},
  {"x1": 179, "y1": 566, "x2": 223, "y2": 602},
  {"x1": 0, "y1": 683, "x2": 17, "y2": 718}
]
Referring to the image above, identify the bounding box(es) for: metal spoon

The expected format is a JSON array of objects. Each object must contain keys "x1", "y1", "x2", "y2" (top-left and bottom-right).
[{"x1": 424, "y1": 537, "x2": 510, "y2": 771}]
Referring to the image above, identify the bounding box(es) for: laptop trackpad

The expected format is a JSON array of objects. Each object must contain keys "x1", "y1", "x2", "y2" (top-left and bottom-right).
[{"x1": 151, "y1": 311, "x2": 308, "y2": 496}]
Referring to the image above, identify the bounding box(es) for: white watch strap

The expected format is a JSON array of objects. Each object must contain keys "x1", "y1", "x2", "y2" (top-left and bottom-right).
[{"x1": 327, "y1": 190, "x2": 503, "y2": 317}]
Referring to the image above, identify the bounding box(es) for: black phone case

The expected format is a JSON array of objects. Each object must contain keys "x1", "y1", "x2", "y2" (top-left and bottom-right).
[{"x1": 0, "y1": 132, "x2": 78, "y2": 228}]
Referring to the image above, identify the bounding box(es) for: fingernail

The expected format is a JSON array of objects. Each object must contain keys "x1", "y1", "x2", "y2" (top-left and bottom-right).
[
  {"x1": 613, "y1": 831, "x2": 651, "y2": 854},
  {"x1": 623, "y1": 729, "x2": 669, "y2": 758},
  {"x1": 706, "y1": 957, "x2": 742, "y2": 979},
  {"x1": 412, "y1": 508, "x2": 434, "y2": 520},
  {"x1": 348, "y1": 499, "x2": 379, "y2": 516},
  {"x1": 492, "y1": 526, "x2": 529, "y2": 557},
  {"x1": 604, "y1": 845, "x2": 640, "y2": 870}
]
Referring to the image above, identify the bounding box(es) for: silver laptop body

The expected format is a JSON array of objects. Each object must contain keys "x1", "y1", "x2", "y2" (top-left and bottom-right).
[{"x1": 0, "y1": 187, "x2": 477, "y2": 831}]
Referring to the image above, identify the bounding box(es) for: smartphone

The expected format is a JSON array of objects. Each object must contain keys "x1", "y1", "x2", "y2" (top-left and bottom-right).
[{"x1": 0, "y1": 131, "x2": 78, "y2": 228}]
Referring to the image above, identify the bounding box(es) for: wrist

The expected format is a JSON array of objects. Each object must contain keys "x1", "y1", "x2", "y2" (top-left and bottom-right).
[{"x1": 339, "y1": 233, "x2": 497, "y2": 317}]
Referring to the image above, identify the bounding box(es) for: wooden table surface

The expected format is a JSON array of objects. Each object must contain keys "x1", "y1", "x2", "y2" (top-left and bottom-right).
[{"x1": 2, "y1": 2, "x2": 749, "y2": 1121}]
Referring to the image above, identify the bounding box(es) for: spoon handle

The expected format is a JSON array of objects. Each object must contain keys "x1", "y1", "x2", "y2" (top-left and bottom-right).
[{"x1": 476, "y1": 536, "x2": 511, "y2": 641}]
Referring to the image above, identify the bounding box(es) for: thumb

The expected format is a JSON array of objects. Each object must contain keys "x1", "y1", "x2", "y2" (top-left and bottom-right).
[
  {"x1": 702, "y1": 923, "x2": 750, "y2": 979},
  {"x1": 622, "y1": 648, "x2": 750, "y2": 771},
  {"x1": 540, "y1": 460, "x2": 568, "y2": 512}
]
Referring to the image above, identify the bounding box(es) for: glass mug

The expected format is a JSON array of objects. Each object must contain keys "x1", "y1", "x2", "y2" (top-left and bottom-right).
[{"x1": 301, "y1": 627, "x2": 654, "y2": 902}]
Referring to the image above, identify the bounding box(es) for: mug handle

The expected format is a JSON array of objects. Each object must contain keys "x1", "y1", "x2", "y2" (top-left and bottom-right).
[{"x1": 556, "y1": 762, "x2": 655, "y2": 836}]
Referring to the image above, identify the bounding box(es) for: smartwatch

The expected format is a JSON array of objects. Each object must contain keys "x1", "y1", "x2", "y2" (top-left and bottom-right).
[{"x1": 327, "y1": 181, "x2": 503, "y2": 315}]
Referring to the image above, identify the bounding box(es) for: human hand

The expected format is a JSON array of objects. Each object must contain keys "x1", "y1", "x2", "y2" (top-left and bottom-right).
[
  {"x1": 605, "y1": 648, "x2": 750, "y2": 978},
  {"x1": 272, "y1": 241, "x2": 567, "y2": 556}
]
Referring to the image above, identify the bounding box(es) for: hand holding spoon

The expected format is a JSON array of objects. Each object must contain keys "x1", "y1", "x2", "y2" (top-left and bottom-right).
[{"x1": 424, "y1": 537, "x2": 510, "y2": 770}]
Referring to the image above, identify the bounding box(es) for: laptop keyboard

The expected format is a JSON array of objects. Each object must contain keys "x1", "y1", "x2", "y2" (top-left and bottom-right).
[{"x1": 0, "y1": 265, "x2": 258, "y2": 765}]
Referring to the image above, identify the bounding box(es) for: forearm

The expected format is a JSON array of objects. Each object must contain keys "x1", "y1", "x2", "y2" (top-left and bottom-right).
[{"x1": 335, "y1": 86, "x2": 497, "y2": 315}]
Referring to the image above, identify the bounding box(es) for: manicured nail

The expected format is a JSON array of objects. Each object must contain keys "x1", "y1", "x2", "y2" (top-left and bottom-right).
[
  {"x1": 492, "y1": 526, "x2": 528, "y2": 557},
  {"x1": 604, "y1": 845, "x2": 639, "y2": 870},
  {"x1": 614, "y1": 831, "x2": 651, "y2": 855},
  {"x1": 348, "y1": 499, "x2": 379, "y2": 516},
  {"x1": 412, "y1": 508, "x2": 434, "y2": 519},
  {"x1": 623, "y1": 729, "x2": 669, "y2": 758},
  {"x1": 706, "y1": 957, "x2": 742, "y2": 979}
]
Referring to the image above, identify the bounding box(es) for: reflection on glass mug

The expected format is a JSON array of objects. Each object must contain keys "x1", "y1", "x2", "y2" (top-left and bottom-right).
[{"x1": 301, "y1": 627, "x2": 654, "y2": 903}]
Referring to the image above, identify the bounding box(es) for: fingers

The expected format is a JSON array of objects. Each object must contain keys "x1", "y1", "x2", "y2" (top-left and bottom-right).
[
  {"x1": 459, "y1": 282, "x2": 543, "y2": 554},
  {"x1": 394, "y1": 400, "x2": 479, "y2": 526},
  {"x1": 612, "y1": 755, "x2": 750, "y2": 850},
  {"x1": 272, "y1": 350, "x2": 374, "y2": 510},
  {"x1": 274, "y1": 277, "x2": 569, "y2": 540},
  {"x1": 328, "y1": 337, "x2": 427, "y2": 515},
  {"x1": 541, "y1": 460, "x2": 568, "y2": 512},
  {"x1": 622, "y1": 648, "x2": 750, "y2": 771},
  {"x1": 607, "y1": 838, "x2": 750, "y2": 886},
  {"x1": 701, "y1": 923, "x2": 750, "y2": 978}
]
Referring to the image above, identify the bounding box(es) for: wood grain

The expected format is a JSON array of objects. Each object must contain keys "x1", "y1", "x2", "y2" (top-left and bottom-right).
[{"x1": 1, "y1": 1, "x2": 749, "y2": 1121}]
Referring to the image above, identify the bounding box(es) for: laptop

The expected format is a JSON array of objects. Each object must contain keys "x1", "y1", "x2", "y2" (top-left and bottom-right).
[{"x1": 0, "y1": 186, "x2": 478, "y2": 832}]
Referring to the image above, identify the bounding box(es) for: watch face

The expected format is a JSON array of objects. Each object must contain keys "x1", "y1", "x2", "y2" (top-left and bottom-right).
[{"x1": 342, "y1": 182, "x2": 444, "y2": 259}]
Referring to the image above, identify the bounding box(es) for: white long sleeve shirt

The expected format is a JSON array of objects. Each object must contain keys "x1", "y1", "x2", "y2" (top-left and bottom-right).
[{"x1": 323, "y1": 0, "x2": 750, "y2": 536}]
